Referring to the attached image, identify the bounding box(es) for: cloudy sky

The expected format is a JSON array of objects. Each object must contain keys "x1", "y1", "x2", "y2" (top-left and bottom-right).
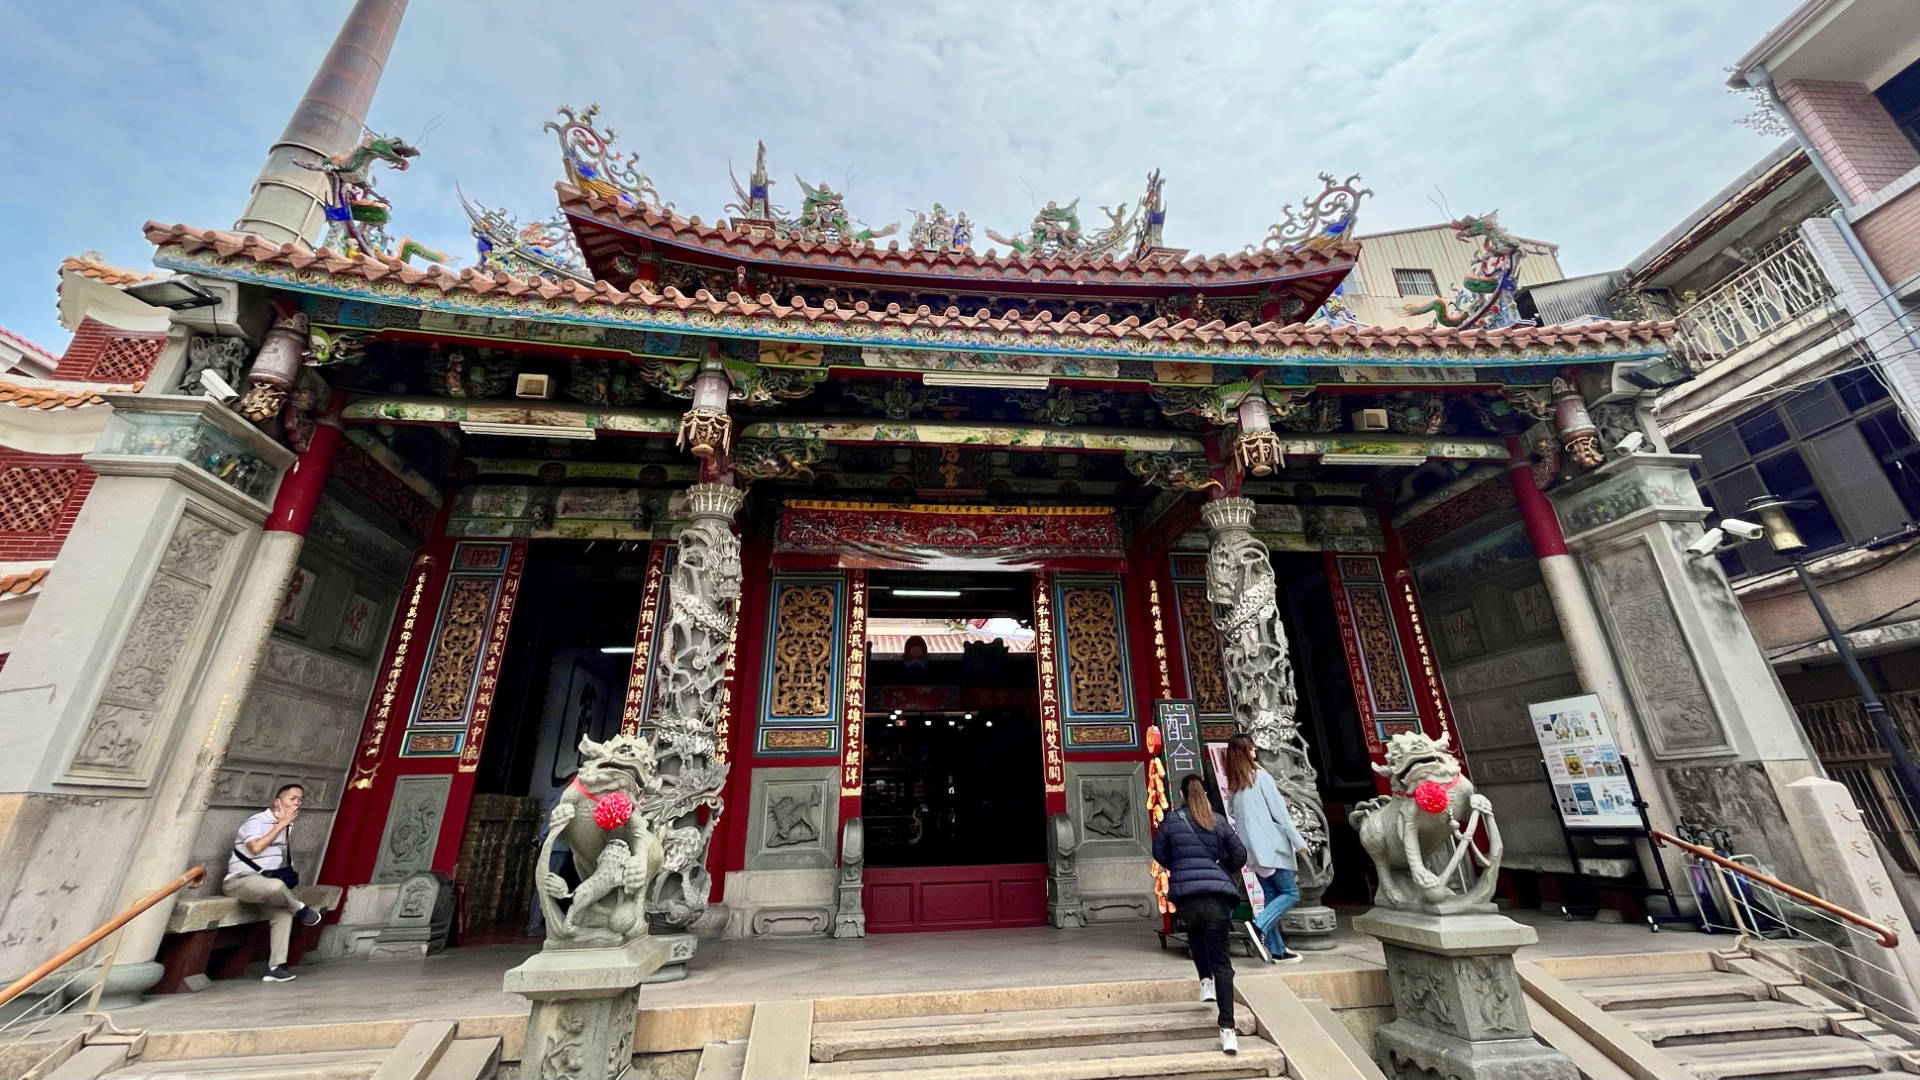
[{"x1": 0, "y1": 0, "x2": 1799, "y2": 352}]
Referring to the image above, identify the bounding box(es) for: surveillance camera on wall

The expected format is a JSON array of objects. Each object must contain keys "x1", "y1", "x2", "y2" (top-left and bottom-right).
[
  {"x1": 197, "y1": 369, "x2": 240, "y2": 404},
  {"x1": 1720, "y1": 518, "x2": 1765, "y2": 542},
  {"x1": 1685, "y1": 527, "x2": 1725, "y2": 559},
  {"x1": 1614, "y1": 431, "x2": 1646, "y2": 454}
]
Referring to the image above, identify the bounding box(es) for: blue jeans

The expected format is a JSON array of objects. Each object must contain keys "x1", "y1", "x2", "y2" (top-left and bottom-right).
[{"x1": 1253, "y1": 869, "x2": 1299, "y2": 956}]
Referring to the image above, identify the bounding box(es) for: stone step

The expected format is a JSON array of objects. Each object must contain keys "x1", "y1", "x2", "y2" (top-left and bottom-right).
[
  {"x1": 809, "y1": 1035, "x2": 1285, "y2": 1080},
  {"x1": 1612, "y1": 1000, "x2": 1834, "y2": 1045},
  {"x1": 1666, "y1": 1034, "x2": 1887, "y2": 1080},
  {"x1": 812, "y1": 1000, "x2": 1255, "y2": 1062},
  {"x1": 1570, "y1": 970, "x2": 1775, "y2": 1011},
  {"x1": 428, "y1": 1038, "x2": 500, "y2": 1080},
  {"x1": 101, "y1": 1047, "x2": 389, "y2": 1080}
]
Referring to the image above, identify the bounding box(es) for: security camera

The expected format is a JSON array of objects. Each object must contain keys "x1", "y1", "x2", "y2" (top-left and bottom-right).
[
  {"x1": 1685, "y1": 527, "x2": 1725, "y2": 559},
  {"x1": 1614, "y1": 431, "x2": 1646, "y2": 454},
  {"x1": 197, "y1": 369, "x2": 240, "y2": 403},
  {"x1": 1720, "y1": 518, "x2": 1764, "y2": 542}
]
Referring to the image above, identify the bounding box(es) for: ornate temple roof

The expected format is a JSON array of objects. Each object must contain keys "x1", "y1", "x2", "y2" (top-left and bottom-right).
[
  {"x1": 146, "y1": 221, "x2": 1676, "y2": 364},
  {"x1": 557, "y1": 183, "x2": 1360, "y2": 292},
  {"x1": 59, "y1": 253, "x2": 156, "y2": 286},
  {"x1": 0, "y1": 376, "x2": 135, "y2": 410}
]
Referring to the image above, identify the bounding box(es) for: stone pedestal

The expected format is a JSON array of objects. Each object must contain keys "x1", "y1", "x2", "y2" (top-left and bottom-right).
[
  {"x1": 1281, "y1": 896, "x2": 1338, "y2": 951},
  {"x1": 638, "y1": 932, "x2": 695, "y2": 984},
  {"x1": 1354, "y1": 906, "x2": 1576, "y2": 1080},
  {"x1": 505, "y1": 936, "x2": 670, "y2": 1080}
]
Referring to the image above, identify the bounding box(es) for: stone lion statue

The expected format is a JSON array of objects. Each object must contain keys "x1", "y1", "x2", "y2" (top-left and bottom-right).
[
  {"x1": 1350, "y1": 731, "x2": 1502, "y2": 913},
  {"x1": 537, "y1": 733, "x2": 666, "y2": 948}
]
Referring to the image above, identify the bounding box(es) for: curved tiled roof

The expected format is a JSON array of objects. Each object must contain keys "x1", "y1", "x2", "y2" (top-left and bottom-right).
[
  {"x1": 0, "y1": 377, "x2": 140, "y2": 409},
  {"x1": 145, "y1": 221, "x2": 1676, "y2": 356},
  {"x1": 557, "y1": 184, "x2": 1359, "y2": 287},
  {"x1": 0, "y1": 566, "x2": 51, "y2": 597},
  {"x1": 0, "y1": 326, "x2": 59, "y2": 369},
  {"x1": 60, "y1": 253, "x2": 156, "y2": 286}
]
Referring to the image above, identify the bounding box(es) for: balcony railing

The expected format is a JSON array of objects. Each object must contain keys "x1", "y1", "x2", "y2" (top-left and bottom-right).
[{"x1": 1673, "y1": 237, "x2": 1836, "y2": 367}]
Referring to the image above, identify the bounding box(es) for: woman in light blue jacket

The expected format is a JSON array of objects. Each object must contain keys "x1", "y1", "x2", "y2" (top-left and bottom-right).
[{"x1": 1223, "y1": 733, "x2": 1306, "y2": 963}]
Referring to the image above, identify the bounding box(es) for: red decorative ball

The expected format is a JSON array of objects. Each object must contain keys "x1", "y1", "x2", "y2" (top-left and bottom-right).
[
  {"x1": 1412, "y1": 780, "x2": 1450, "y2": 814},
  {"x1": 593, "y1": 791, "x2": 634, "y2": 830}
]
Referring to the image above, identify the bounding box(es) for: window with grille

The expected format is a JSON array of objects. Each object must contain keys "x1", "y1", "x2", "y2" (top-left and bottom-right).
[
  {"x1": 0, "y1": 466, "x2": 81, "y2": 534},
  {"x1": 1680, "y1": 365, "x2": 1920, "y2": 578},
  {"x1": 1393, "y1": 268, "x2": 1439, "y2": 297}
]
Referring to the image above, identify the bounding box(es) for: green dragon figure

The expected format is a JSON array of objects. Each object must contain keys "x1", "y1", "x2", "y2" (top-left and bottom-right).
[
  {"x1": 1402, "y1": 213, "x2": 1550, "y2": 329},
  {"x1": 308, "y1": 130, "x2": 447, "y2": 266}
]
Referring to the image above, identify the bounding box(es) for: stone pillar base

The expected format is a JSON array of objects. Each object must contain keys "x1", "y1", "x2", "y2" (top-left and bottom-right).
[
  {"x1": 93, "y1": 960, "x2": 165, "y2": 1011},
  {"x1": 639, "y1": 932, "x2": 697, "y2": 984},
  {"x1": 1376, "y1": 1019, "x2": 1577, "y2": 1080},
  {"x1": 1354, "y1": 907, "x2": 1575, "y2": 1080},
  {"x1": 1281, "y1": 903, "x2": 1338, "y2": 951},
  {"x1": 505, "y1": 937, "x2": 670, "y2": 1080}
]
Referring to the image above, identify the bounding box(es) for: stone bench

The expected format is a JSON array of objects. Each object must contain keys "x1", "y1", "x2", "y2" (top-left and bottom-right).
[{"x1": 154, "y1": 884, "x2": 343, "y2": 993}]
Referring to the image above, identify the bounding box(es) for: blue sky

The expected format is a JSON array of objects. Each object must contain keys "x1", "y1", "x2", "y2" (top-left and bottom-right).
[{"x1": 0, "y1": 0, "x2": 1799, "y2": 353}]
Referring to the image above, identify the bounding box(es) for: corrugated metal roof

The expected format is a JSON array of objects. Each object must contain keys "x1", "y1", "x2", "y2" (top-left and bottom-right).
[{"x1": 1521, "y1": 272, "x2": 1629, "y2": 325}]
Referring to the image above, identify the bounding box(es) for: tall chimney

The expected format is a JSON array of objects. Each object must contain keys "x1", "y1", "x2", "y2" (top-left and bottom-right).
[{"x1": 234, "y1": 0, "x2": 409, "y2": 245}]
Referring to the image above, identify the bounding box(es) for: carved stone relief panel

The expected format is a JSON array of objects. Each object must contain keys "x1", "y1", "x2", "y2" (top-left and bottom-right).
[
  {"x1": 746, "y1": 767, "x2": 838, "y2": 870},
  {"x1": 1174, "y1": 583, "x2": 1230, "y2": 716},
  {"x1": 1079, "y1": 778, "x2": 1135, "y2": 840},
  {"x1": 767, "y1": 583, "x2": 838, "y2": 719},
  {"x1": 64, "y1": 511, "x2": 238, "y2": 786},
  {"x1": 1066, "y1": 761, "x2": 1149, "y2": 859},
  {"x1": 372, "y1": 774, "x2": 452, "y2": 883},
  {"x1": 1585, "y1": 538, "x2": 1730, "y2": 757},
  {"x1": 1058, "y1": 581, "x2": 1128, "y2": 717},
  {"x1": 1384, "y1": 944, "x2": 1531, "y2": 1043}
]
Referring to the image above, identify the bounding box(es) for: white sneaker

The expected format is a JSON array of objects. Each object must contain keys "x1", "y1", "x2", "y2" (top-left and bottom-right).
[
  {"x1": 1199, "y1": 976, "x2": 1216, "y2": 1002},
  {"x1": 1219, "y1": 1027, "x2": 1238, "y2": 1055}
]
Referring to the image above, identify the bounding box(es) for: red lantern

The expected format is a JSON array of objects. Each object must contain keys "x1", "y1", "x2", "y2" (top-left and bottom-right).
[
  {"x1": 1412, "y1": 780, "x2": 1451, "y2": 814},
  {"x1": 593, "y1": 791, "x2": 635, "y2": 830}
]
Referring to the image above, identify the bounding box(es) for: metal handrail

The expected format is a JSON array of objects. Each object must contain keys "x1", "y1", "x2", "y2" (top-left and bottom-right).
[
  {"x1": 0, "y1": 866, "x2": 204, "y2": 1011},
  {"x1": 1651, "y1": 829, "x2": 1896, "y2": 947}
]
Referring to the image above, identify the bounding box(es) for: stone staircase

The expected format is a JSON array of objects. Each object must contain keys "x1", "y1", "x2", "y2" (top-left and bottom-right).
[
  {"x1": 1556, "y1": 952, "x2": 1920, "y2": 1080},
  {"x1": 49, "y1": 1020, "x2": 500, "y2": 1080},
  {"x1": 698, "y1": 979, "x2": 1373, "y2": 1080}
]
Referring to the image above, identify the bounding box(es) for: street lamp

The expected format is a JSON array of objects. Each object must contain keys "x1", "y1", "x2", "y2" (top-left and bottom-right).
[{"x1": 1744, "y1": 494, "x2": 1920, "y2": 815}]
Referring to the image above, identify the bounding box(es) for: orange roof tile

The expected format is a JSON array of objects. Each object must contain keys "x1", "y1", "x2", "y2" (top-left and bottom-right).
[
  {"x1": 0, "y1": 566, "x2": 51, "y2": 597},
  {"x1": 60, "y1": 253, "x2": 156, "y2": 286},
  {"x1": 144, "y1": 221, "x2": 1677, "y2": 358},
  {"x1": 0, "y1": 377, "x2": 141, "y2": 410},
  {"x1": 557, "y1": 184, "x2": 1360, "y2": 288}
]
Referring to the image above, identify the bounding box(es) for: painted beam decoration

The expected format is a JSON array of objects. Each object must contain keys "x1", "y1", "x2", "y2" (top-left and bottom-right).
[
  {"x1": 348, "y1": 553, "x2": 433, "y2": 788},
  {"x1": 777, "y1": 501, "x2": 1123, "y2": 563}
]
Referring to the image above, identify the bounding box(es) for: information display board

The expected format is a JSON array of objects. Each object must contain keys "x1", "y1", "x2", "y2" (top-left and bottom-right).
[{"x1": 1529, "y1": 693, "x2": 1640, "y2": 830}]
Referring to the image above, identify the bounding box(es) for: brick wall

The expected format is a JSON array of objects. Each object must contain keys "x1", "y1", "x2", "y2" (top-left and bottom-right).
[
  {"x1": 49, "y1": 316, "x2": 165, "y2": 384},
  {"x1": 1856, "y1": 183, "x2": 1920, "y2": 287},
  {"x1": 0, "y1": 448, "x2": 96, "y2": 561},
  {"x1": 1780, "y1": 79, "x2": 1920, "y2": 203}
]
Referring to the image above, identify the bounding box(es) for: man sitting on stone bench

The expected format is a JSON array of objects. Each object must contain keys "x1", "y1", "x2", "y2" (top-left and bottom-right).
[{"x1": 226, "y1": 782, "x2": 323, "y2": 983}]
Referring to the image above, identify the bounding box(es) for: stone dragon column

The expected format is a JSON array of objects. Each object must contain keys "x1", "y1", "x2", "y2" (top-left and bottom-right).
[
  {"x1": 1200, "y1": 496, "x2": 1338, "y2": 950},
  {"x1": 638, "y1": 482, "x2": 744, "y2": 974}
]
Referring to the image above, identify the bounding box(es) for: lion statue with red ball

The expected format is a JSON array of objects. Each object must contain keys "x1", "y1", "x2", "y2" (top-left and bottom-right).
[
  {"x1": 1351, "y1": 730, "x2": 1503, "y2": 913},
  {"x1": 536, "y1": 732, "x2": 666, "y2": 947}
]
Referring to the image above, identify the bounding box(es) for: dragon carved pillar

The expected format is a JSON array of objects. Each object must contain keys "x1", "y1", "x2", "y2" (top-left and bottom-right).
[
  {"x1": 1200, "y1": 496, "x2": 1339, "y2": 949},
  {"x1": 639, "y1": 482, "x2": 745, "y2": 959}
]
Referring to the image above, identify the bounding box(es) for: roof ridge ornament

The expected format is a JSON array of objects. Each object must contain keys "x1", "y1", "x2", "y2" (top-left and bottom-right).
[
  {"x1": 1402, "y1": 212, "x2": 1550, "y2": 330},
  {"x1": 907, "y1": 203, "x2": 973, "y2": 253},
  {"x1": 1250, "y1": 172, "x2": 1371, "y2": 253},
  {"x1": 548, "y1": 104, "x2": 672, "y2": 212},
  {"x1": 458, "y1": 185, "x2": 591, "y2": 283}
]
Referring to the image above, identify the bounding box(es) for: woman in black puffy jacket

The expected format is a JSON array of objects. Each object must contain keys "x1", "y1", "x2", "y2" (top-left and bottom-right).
[{"x1": 1150, "y1": 772, "x2": 1249, "y2": 1055}]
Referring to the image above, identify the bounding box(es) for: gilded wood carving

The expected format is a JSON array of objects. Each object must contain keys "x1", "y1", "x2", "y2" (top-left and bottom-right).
[
  {"x1": 1175, "y1": 583, "x2": 1231, "y2": 715},
  {"x1": 416, "y1": 577, "x2": 496, "y2": 723},
  {"x1": 1060, "y1": 585, "x2": 1126, "y2": 716},
  {"x1": 767, "y1": 583, "x2": 839, "y2": 719}
]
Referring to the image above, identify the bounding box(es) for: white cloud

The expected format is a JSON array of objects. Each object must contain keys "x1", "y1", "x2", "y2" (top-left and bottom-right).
[{"x1": 0, "y1": 0, "x2": 1802, "y2": 349}]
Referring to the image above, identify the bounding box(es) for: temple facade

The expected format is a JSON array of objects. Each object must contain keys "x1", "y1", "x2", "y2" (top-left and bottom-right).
[{"x1": 0, "y1": 0, "x2": 1869, "y2": 1002}]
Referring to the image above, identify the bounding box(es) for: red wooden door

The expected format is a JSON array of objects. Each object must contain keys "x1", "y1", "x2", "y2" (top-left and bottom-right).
[{"x1": 862, "y1": 863, "x2": 1048, "y2": 932}]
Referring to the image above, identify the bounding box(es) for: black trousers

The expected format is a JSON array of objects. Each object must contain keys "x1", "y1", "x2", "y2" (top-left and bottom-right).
[{"x1": 1174, "y1": 893, "x2": 1236, "y2": 1028}]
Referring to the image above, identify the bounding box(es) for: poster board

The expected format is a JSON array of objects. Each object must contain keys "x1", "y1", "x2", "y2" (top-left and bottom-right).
[{"x1": 1529, "y1": 693, "x2": 1640, "y2": 830}]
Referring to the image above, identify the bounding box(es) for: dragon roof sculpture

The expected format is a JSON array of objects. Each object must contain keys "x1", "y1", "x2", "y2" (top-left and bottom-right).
[
  {"x1": 1403, "y1": 212, "x2": 1549, "y2": 330},
  {"x1": 722, "y1": 139, "x2": 898, "y2": 245},
  {"x1": 305, "y1": 127, "x2": 447, "y2": 267},
  {"x1": 458, "y1": 187, "x2": 591, "y2": 283}
]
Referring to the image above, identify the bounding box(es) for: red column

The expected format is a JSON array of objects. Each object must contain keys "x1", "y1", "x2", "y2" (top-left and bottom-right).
[
  {"x1": 266, "y1": 390, "x2": 347, "y2": 535},
  {"x1": 1378, "y1": 510, "x2": 1466, "y2": 770},
  {"x1": 1506, "y1": 435, "x2": 1569, "y2": 557}
]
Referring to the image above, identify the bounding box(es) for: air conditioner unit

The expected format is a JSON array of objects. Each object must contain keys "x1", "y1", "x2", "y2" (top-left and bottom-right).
[
  {"x1": 516, "y1": 373, "x2": 554, "y2": 400},
  {"x1": 1355, "y1": 408, "x2": 1390, "y2": 432}
]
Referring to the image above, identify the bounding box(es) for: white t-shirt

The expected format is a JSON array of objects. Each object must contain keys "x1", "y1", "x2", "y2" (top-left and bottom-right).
[{"x1": 228, "y1": 809, "x2": 288, "y2": 878}]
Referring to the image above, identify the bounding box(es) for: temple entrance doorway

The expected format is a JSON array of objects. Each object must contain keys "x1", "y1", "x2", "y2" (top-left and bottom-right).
[
  {"x1": 458, "y1": 539, "x2": 652, "y2": 944},
  {"x1": 860, "y1": 570, "x2": 1048, "y2": 931}
]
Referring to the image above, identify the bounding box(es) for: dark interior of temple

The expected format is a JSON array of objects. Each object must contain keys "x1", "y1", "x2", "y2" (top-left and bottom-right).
[{"x1": 862, "y1": 571, "x2": 1046, "y2": 868}]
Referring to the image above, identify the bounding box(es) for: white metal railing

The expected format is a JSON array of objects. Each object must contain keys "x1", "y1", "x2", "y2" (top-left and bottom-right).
[{"x1": 1673, "y1": 237, "x2": 1836, "y2": 366}]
